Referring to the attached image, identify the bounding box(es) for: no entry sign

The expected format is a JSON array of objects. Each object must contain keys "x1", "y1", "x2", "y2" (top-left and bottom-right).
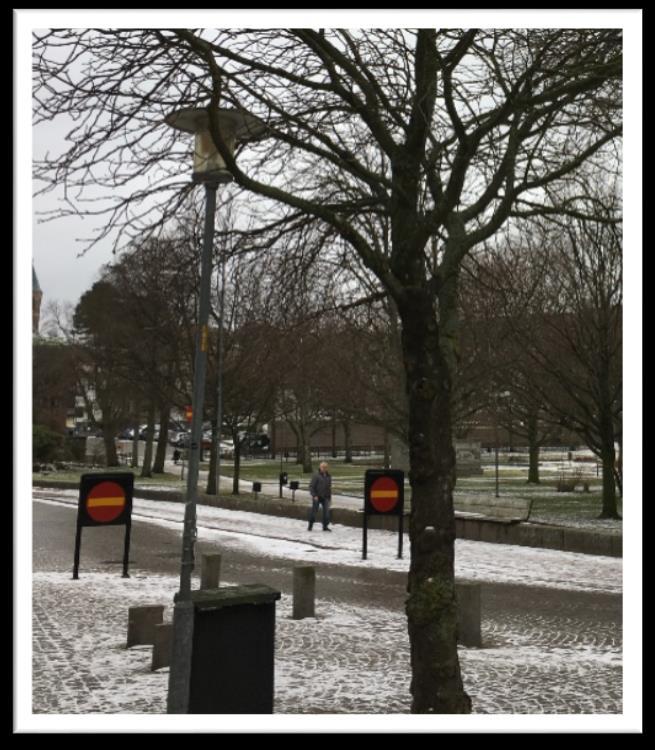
[
  {"x1": 365, "y1": 470, "x2": 404, "y2": 516},
  {"x1": 369, "y1": 476, "x2": 401, "y2": 514},
  {"x1": 85, "y1": 480, "x2": 128, "y2": 524},
  {"x1": 363, "y1": 469, "x2": 405, "y2": 560},
  {"x1": 73, "y1": 473, "x2": 134, "y2": 579}
]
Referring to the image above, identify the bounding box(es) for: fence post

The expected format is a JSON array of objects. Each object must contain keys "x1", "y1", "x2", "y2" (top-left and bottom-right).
[
  {"x1": 151, "y1": 622, "x2": 173, "y2": 671},
  {"x1": 200, "y1": 553, "x2": 222, "y2": 590},
  {"x1": 293, "y1": 566, "x2": 315, "y2": 620},
  {"x1": 456, "y1": 582, "x2": 482, "y2": 648},
  {"x1": 126, "y1": 605, "x2": 165, "y2": 648}
]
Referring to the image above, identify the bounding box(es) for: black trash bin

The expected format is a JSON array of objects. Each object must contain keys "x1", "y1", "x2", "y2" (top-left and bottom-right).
[{"x1": 187, "y1": 584, "x2": 281, "y2": 714}]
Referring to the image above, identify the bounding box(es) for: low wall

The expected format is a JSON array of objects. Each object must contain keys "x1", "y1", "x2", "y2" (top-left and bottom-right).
[{"x1": 453, "y1": 516, "x2": 621, "y2": 557}]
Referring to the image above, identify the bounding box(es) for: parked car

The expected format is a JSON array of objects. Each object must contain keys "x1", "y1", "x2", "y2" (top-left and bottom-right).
[
  {"x1": 171, "y1": 431, "x2": 190, "y2": 447},
  {"x1": 139, "y1": 424, "x2": 160, "y2": 440},
  {"x1": 219, "y1": 440, "x2": 235, "y2": 458},
  {"x1": 239, "y1": 432, "x2": 271, "y2": 453}
]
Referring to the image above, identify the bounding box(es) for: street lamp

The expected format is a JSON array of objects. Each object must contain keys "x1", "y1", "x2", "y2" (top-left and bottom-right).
[{"x1": 164, "y1": 105, "x2": 266, "y2": 714}]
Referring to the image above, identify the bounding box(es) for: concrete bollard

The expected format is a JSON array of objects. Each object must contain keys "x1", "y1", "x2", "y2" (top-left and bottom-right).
[
  {"x1": 151, "y1": 622, "x2": 173, "y2": 671},
  {"x1": 456, "y1": 582, "x2": 482, "y2": 648},
  {"x1": 200, "y1": 553, "x2": 222, "y2": 590},
  {"x1": 126, "y1": 605, "x2": 165, "y2": 648},
  {"x1": 292, "y1": 566, "x2": 316, "y2": 620}
]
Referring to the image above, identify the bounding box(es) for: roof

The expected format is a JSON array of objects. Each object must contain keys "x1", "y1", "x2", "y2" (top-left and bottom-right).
[{"x1": 33, "y1": 265, "x2": 42, "y2": 293}]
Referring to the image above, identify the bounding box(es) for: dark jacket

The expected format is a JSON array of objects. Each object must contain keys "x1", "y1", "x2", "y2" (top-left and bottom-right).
[{"x1": 309, "y1": 470, "x2": 332, "y2": 500}]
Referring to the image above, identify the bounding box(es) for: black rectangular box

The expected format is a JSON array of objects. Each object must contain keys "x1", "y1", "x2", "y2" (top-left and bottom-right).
[{"x1": 188, "y1": 584, "x2": 281, "y2": 714}]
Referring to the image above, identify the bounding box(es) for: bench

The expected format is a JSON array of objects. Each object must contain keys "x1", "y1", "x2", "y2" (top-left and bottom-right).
[{"x1": 454, "y1": 495, "x2": 533, "y2": 523}]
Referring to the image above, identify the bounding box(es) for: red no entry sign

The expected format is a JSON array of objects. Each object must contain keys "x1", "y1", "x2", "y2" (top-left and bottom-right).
[
  {"x1": 369, "y1": 476, "x2": 400, "y2": 513},
  {"x1": 86, "y1": 480, "x2": 127, "y2": 523},
  {"x1": 363, "y1": 469, "x2": 405, "y2": 560},
  {"x1": 364, "y1": 469, "x2": 404, "y2": 516},
  {"x1": 74, "y1": 473, "x2": 134, "y2": 579}
]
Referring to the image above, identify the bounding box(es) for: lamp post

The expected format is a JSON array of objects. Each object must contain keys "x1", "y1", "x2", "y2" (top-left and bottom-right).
[
  {"x1": 164, "y1": 105, "x2": 266, "y2": 714},
  {"x1": 215, "y1": 252, "x2": 226, "y2": 496}
]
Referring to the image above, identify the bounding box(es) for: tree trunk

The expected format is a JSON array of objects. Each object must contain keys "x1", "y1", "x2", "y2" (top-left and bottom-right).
[
  {"x1": 331, "y1": 412, "x2": 337, "y2": 458},
  {"x1": 152, "y1": 406, "x2": 170, "y2": 473},
  {"x1": 206, "y1": 417, "x2": 218, "y2": 495},
  {"x1": 614, "y1": 434, "x2": 623, "y2": 497},
  {"x1": 232, "y1": 428, "x2": 241, "y2": 495},
  {"x1": 383, "y1": 428, "x2": 391, "y2": 470},
  {"x1": 398, "y1": 290, "x2": 471, "y2": 714},
  {"x1": 526, "y1": 412, "x2": 541, "y2": 484},
  {"x1": 343, "y1": 418, "x2": 353, "y2": 464},
  {"x1": 102, "y1": 424, "x2": 119, "y2": 467},
  {"x1": 600, "y1": 445, "x2": 619, "y2": 518},
  {"x1": 598, "y1": 367, "x2": 620, "y2": 518},
  {"x1": 140, "y1": 402, "x2": 155, "y2": 478},
  {"x1": 131, "y1": 414, "x2": 139, "y2": 468},
  {"x1": 302, "y1": 443, "x2": 313, "y2": 474}
]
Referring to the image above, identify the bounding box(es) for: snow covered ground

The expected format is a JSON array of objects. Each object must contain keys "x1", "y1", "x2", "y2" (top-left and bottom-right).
[
  {"x1": 33, "y1": 488, "x2": 621, "y2": 593},
  {"x1": 20, "y1": 488, "x2": 639, "y2": 733}
]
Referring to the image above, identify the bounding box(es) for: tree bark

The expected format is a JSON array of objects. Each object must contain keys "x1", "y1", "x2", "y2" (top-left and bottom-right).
[
  {"x1": 131, "y1": 416, "x2": 139, "y2": 469},
  {"x1": 206, "y1": 417, "x2": 218, "y2": 495},
  {"x1": 527, "y1": 412, "x2": 541, "y2": 484},
  {"x1": 302, "y1": 443, "x2": 313, "y2": 474},
  {"x1": 102, "y1": 423, "x2": 119, "y2": 467},
  {"x1": 599, "y1": 412, "x2": 620, "y2": 519},
  {"x1": 398, "y1": 290, "x2": 471, "y2": 714},
  {"x1": 383, "y1": 427, "x2": 391, "y2": 470},
  {"x1": 343, "y1": 418, "x2": 353, "y2": 464},
  {"x1": 231, "y1": 428, "x2": 241, "y2": 495},
  {"x1": 140, "y1": 401, "x2": 155, "y2": 478},
  {"x1": 152, "y1": 406, "x2": 170, "y2": 473},
  {"x1": 598, "y1": 358, "x2": 620, "y2": 518}
]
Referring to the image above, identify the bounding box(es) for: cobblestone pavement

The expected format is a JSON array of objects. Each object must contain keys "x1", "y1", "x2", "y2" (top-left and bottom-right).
[
  {"x1": 29, "y1": 494, "x2": 623, "y2": 717},
  {"x1": 31, "y1": 570, "x2": 622, "y2": 716}
]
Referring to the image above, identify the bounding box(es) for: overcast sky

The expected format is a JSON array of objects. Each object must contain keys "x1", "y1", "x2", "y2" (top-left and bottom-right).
[{"x1": 21, "y1": 10, "x2": 642, "y2": 310}]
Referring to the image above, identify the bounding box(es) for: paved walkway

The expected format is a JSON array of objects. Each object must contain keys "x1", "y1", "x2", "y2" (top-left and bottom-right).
[
  {"x1": 29, "y1": 491, "x2": 624, "y2": 722},
  {"x1": 31, "y1": 568, "x2": 622, "y2": 716}
]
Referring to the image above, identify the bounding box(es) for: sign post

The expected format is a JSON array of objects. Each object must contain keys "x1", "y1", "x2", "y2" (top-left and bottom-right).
[
  {"x1": 73, "y1": 473, "x2": 134, "y2": 579},
  {"x1": 363, "y1": 469, "x2": 405, "y2": 560}
]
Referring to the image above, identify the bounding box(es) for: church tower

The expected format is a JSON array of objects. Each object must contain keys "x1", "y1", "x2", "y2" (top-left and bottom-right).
[{"x1": 33, "y1": 265, "x2": 43, "y2": 335}]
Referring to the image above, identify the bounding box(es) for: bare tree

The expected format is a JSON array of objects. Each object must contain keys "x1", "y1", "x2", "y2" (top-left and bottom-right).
[
  {"x1": 479, "y1": 190, "x2": 622, "y2": 516},
  {"x1": 33, "y1": 27, "x2": 621, "y2": 713}
]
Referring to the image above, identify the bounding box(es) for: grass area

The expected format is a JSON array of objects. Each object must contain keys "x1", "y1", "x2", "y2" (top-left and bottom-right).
[
  {"x1": 223, "y1": 457, "x2": 381, "y2": 495},
  {"x1": 33, "y1": 456, "x2": 622, "y2": 525},
  {"x1": 33, "y1": 466, "x2": 186, "y2": 487},
  {"x1": 528, "y1": 491, "x2": 622, "y2": 522}
]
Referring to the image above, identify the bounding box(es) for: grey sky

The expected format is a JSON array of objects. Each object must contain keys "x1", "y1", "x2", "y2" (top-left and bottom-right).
[{"x1": 24, "y1": 10, "x2": 641, "y2": 313}]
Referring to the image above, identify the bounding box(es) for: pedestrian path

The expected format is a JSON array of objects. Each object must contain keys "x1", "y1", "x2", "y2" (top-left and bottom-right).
[{"x1": 25, "y1": 489, "x2": 628, "y2": 730}]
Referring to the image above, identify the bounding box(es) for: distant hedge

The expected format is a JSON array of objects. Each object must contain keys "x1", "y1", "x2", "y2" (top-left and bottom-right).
[{"x1": 33, "y1": 424, "x2": 64, "y2": 462}]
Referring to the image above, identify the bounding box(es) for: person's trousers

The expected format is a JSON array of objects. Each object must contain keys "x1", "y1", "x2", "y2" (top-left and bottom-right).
[{"x1": 308, "y1": 497, "x2": 331, "y2": 529}]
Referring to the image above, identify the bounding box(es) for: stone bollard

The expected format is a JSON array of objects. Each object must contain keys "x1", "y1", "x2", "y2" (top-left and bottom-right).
[
  {"x1": 126, "y1": 605, "x2": 165, "y2": 648},
  {"x1": 200, "y1": 553, "x2": 222, "y2": 590},
  {"x1": 456, "y1": 582, "x2": 482, "y2": 648},
  {"x1": 151, "y1": 622, "x2": 173, "y2": 671},
  {"x1": 293, "y1": 566, "x2": 316, "y2": 620}
]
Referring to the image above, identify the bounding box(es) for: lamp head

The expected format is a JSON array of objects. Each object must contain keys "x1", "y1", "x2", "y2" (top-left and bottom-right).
[{"x1": 165, "y1": 106, "x2": 267, "y2": 184}]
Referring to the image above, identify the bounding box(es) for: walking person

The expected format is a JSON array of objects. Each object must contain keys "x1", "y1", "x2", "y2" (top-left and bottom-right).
[{"x1": 308, "y1": 461, "x2": 332, "y2": 531}]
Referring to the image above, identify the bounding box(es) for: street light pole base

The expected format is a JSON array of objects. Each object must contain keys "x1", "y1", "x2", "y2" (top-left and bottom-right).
[{"x1": 166, "y1": 598, "x2": 195, "y2": 714}]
